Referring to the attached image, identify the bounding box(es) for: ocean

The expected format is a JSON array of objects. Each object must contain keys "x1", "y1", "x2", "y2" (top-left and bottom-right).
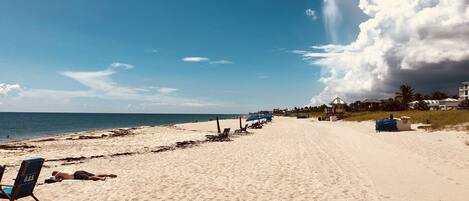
[{"x1": 0, "y1": 112, "x2": 240, "y2": 143}]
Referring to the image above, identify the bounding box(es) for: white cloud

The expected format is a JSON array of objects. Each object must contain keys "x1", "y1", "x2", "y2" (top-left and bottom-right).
[
  {"x1": 0, "y1": 83, "x2": 22, "y2": 96},
  {"x1": 256, "y1": 75, "x2": 268, "y2": 79},
  {"x1": 323, "y1": 0, "x2": 342, "y2": 43},
  {"x1": 0, "y1": 63, "x2": 225, "y2": 112},
  {"x1": 182, "y1": 57, "x2": 210, "y2": 62},
  {"x1": 209, "y1": 60, "x2": 233, "y2": 65},
  {"x1": 299, "y1": 0, "x2": 469, "y2": 105},
  {"x1": 109, "y1": 62, "x2": 134, "y2": 70},
  {"x1": 305, "y1": 8, "x2": 318, "y2": 20},
  {"x1": 157, "y1": 87, "x2": 178, "y2": 94},
  {"x1": 183, "y1": 57, "x2": 233, "y2": 65},
  {"x1": 182, "y1": 101, "x2": 218, "y2": 107}
]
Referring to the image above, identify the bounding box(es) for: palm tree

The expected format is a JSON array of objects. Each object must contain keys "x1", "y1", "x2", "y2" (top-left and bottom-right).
[
  {"x1": 399, "y1": 84, "x2": 414, "y2": 110},
  {"x1": 413, "y1": 93, "x2": 423, "y2": 101}
]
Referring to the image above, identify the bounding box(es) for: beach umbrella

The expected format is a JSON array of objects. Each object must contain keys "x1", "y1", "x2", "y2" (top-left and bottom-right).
[
  {"x1": 247, "y1": 114, "x2": 260, "y2": 121},
  {"x1": 239, "y1": 117, "x2": 242, "y2": 129},
  {"x1": 216, "y1": 117, "x2": 221, "y2": 133},
  {"x1": 264, "y1": 114, "x2": 273, "y2": 121}
]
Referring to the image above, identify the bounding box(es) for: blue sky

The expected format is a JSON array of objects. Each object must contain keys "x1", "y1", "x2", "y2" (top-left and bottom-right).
[{"x1": 0, "y1": 0, "x2": 367, "y2": 113}]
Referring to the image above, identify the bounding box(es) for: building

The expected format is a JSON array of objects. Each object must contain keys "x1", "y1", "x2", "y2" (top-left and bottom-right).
[
  {"x1": 460, "y1": 81, "x2": 469, "y2": 101},
  {"x1": 438, "y1": 98, "x2": 460, "y2": 110},
  {"x1": 362, "y1": 99, "x2": 382, "y2": 111},
  {"x1": 408, "y1": 100, "x2": 439, "y2": 110},
  {"x1": 409, "y1": 99, "x2": 460, "y2": 110},
  {"x1": 329, "y1": 97, "x2": 347, "y2": 114}
]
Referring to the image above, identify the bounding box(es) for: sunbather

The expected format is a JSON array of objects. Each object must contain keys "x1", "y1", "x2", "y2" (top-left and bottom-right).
[{"x1": 52, "y1": 170, "x2": 117, "y2": 181}]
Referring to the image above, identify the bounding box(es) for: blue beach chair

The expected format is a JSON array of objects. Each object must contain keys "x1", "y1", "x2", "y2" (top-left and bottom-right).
[{"x1": 0, "y1": 158, "x2": 44, "y2": 201}]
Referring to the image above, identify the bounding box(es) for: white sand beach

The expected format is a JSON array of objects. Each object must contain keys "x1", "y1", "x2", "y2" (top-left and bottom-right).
[{"x1": 1, "y1": 117, "x2": 469, "y2": 201}]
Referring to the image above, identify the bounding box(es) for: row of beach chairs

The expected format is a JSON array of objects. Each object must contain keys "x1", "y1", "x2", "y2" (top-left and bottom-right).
[{"x1": 205, "y1": 118, "x2": 271, "y2": 142}]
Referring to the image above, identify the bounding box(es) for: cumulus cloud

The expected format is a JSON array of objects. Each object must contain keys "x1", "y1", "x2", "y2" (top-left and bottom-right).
[
  {"x1": 0, "y1": 83, "x2": 22, "y2": 96},
  {"x1": 182, "y1": 57, "x2": 210, "y2": 62},
  {"x1": 298, "y1": 0, "x2": 469, "y2": 105},
  {"x1": 305, "y1": 8, "x2": 318, "y2": 20}
]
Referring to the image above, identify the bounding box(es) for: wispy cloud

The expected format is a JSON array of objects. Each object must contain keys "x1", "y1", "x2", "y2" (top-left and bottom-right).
[
  {"x1": 305, "y1": 8, "x2": 318, "y2": 20},
  {"x1": 0, "y1": 63, "x2": 223, "y2": 112},
  {"x1": 256, "y1": 75, "x2": 268, "y2": 79},
  {"x1": 182, "y1": 57, "x2": 233, "y2": 65},
  {"x1": 157, "y1": 87, "x2": 178, "y2": 94},
  {"x1": 109, "y1": 62, "x2": 134, "y2": 70},
  {"x1": 209, "y1": 60, "x2": 233, "y2": 65},
  {"x1": 182, "y1": 101, "x2": 218, "y2": 107},
  {"x1": 182, "y1": 57, "x2": 210, "y2": 62},
  {"x1": 323, "y1": 0, "x2": 342, "y2": 43}
]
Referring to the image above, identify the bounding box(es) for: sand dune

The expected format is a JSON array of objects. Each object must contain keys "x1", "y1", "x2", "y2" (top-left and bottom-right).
[{"x1": 1, "y1": 117, "x2": 469, "y2": 200}]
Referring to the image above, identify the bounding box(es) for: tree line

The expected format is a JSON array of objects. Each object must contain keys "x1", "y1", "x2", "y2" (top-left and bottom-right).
[{"x1": 280, "y1": 85, "x2": 469, "y2": 113}]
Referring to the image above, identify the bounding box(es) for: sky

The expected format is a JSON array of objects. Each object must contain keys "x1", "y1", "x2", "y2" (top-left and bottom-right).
[{"x1": 0, "y1": 0, "x2": 467, "y2": 113}]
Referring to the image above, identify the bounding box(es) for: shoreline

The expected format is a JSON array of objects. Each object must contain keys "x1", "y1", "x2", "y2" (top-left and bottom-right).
[{"x1": 0, "y1": 115, "x2": 240, "y2": 144}]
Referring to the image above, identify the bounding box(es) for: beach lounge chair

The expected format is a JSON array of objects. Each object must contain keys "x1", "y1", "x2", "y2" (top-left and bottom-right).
[
  {"x1": 0, "y1": 158, "x2": 44, "y2": 201},
  {"x1": 205, "y1": 128, "x2": 230, "y2": 141},
  {"x1": 234, "y1": 124, "x2": 248, "y2": 133},
  {"x1": 249, "y1": 122, "x2": 262, "y2": 129}
]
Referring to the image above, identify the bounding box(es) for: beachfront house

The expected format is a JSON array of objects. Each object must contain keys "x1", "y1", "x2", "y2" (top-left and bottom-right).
[
  {"x1": 439, "y1": 98, "x2": 460, "y2": 110},
  {"x1": 362, "y1": 99, "x2": 382, "y2": 111},
  {"x1": 459, "y1": 81, "x2": 469, "y2": 101},
  {"x1": 409, "y1": 100, "x2": 439, "y2": 110},
  {"x1": 409, "y1": 98, "x2": 460, "y2": 110}
]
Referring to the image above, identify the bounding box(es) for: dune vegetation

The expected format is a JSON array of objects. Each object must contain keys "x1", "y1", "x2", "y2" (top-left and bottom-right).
[{"x1": 343, "y1": 110, "x2": 469, "y2": 131}]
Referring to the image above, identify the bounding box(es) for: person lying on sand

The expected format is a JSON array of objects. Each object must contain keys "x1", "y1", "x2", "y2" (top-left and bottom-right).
[{"x1": 52, "y1": 170, "x2": 117, "y2": 181}]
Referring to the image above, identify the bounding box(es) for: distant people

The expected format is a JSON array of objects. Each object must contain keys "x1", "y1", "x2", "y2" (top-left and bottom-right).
[{"x1": 52, "y1": 170, "x2": 117, "y2": 181}]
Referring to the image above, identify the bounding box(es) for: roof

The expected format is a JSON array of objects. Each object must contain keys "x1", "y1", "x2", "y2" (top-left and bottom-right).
[
  {"x1": 424, "y1": 100, "x2": 439, "y2": 105},
  {"x1": 440, "y1": 98, "x2": 459, "y2": 102},
  {"x1": 362, "y1": 99, "x2": 382, "y2": 104},
  {"x1": 409, "y1": 100, "x2": 439, "y2": 105},
  {"x1": 330, "y1": 97, "x2": 346, "y2": 105}
]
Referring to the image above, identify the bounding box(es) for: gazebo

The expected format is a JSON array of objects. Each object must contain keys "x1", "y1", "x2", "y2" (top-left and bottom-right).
[
  {"x1": 320, "y1": 97, "x2": 347, "y2": 121},
  {"x1": 330, "y1": 97, "x2": 347, "y2": 114}
]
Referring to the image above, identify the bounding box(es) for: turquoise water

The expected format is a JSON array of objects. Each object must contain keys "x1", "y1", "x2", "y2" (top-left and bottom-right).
[{"x1": 0, "y1": 112, "x2": 240, "y2": 142}]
